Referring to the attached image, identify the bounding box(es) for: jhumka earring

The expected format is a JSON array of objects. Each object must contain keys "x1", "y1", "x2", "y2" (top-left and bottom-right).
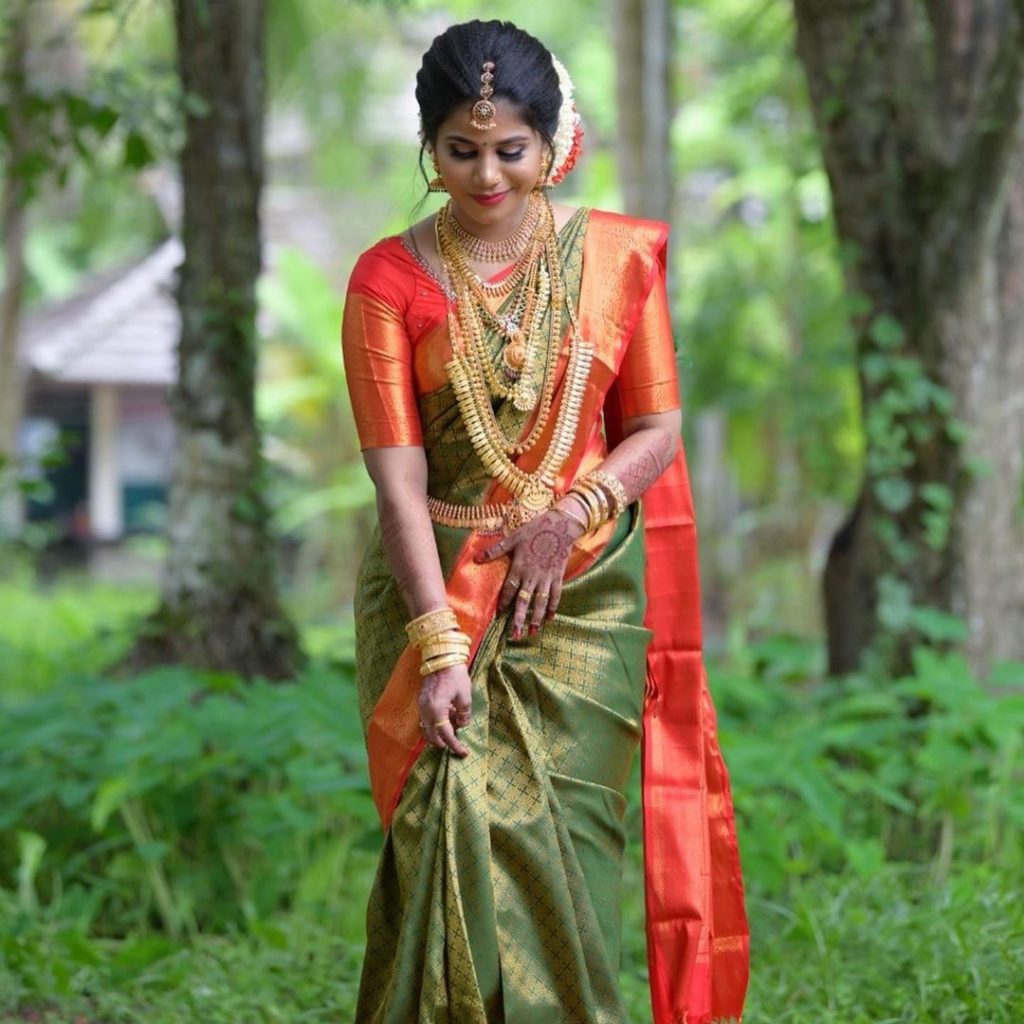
[
  {"x1": 428, "y1": 155, "x2": 447, "y2": 193},
  {"x1": 534, "y1": 156, "x2": 553, "y2": 192}
]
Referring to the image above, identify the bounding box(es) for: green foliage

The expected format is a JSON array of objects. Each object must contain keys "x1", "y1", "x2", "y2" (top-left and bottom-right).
[
  {"x1": 676, "y1": 1, "x2": 860, "y2": 506},
  {"x1": 0, "y1": 661, "x2": 376, "y2": 942},
  {"x1": 0, "y1": 3, "x2": 177, "y2": 198},
  {"x1": 0, "y1": 571, "x2": 152, "y2": 699},
  {"x1": 719, "y1": 638, "x2": 1024, "y2": 892},
  {"x1": 1, "y1": 580, "x2": 1021, "y2": 1021}
]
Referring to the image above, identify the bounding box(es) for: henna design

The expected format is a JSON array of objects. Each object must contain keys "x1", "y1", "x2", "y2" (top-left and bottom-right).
[
  {"x1": 525, "y1": 517, "x2": 575, "y2": 571},
  {"x1": 608, "y1": 428, "x2": 677, "y2": 502},
  {"x1": 619, "y1": 448, "x2": 662, "y2": 497}
]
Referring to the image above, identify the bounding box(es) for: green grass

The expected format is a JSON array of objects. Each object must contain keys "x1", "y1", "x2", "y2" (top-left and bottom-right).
[
  {"x1": 0, "y1": 576, "x2": 1021, "y2": 1023},
  {"x1": 2, "y1": 861, "x2": 1020, "y2": 1022}
]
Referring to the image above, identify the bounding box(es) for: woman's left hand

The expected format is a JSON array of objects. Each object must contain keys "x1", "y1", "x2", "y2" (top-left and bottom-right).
[{"x1": 475, "y1": 509, "x2": 585, "y2": 639}]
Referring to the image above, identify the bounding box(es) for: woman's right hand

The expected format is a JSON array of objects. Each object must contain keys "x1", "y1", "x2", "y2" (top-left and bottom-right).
[{"x1": 418, "y1": 661, "x2": 473, "y2": 757}]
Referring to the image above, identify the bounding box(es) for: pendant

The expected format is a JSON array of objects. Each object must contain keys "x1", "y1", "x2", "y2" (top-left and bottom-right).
[
  {"x1": 503, "y1": 339, "x2": 527, "y2": 372},
  {"x1": 513, "y1": 384, "x2": 538, "y2": 412},
  {"x1": 501, "y1": 483, "x2": 554, "y2": 535}
]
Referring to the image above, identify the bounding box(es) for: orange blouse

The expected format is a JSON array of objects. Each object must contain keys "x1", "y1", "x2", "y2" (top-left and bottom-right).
[{"x1": 341, "y1": 219, "x2": 681, "y2": 453}]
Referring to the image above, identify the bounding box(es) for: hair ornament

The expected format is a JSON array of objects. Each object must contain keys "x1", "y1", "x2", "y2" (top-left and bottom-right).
[
  {"x1": 548, "y1": 54, "x2": 583, "y2": 186},
  {"x1": 470, "y1": 60, "x2": 498, "y2": 131}
]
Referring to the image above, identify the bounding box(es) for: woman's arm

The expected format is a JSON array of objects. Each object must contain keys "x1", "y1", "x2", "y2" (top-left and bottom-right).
[
  {"x1": 598, "y1": 409, "x2": 681, "y2": 504},
  {"x1": 363, "y1": 446, "x2": 471, "y2": 757}
]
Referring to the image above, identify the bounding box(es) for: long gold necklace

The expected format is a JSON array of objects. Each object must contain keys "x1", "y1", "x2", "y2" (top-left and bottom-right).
[
  {"x1": 437, "y1": 200, "x2": 555, "y2": 416},
  {"x1": 436, "y1": 196, "x2": 593, "y2": 530},
  {"x1": 437, "y1": 200, "x2": 558, "y2": 439}
]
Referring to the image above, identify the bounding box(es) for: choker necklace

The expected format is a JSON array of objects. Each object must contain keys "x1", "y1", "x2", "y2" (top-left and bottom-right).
[{"x1": 444, "y1": 192, "x2": 543, "y2": 263}]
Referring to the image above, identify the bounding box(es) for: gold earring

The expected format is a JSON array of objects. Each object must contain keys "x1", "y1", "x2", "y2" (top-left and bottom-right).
[
  {"x1": 428, "y1": 155, "x2": 447, "y2": 193},
  {"x1": 534, "y1": 158, "x2": 552, "y2": 192}
]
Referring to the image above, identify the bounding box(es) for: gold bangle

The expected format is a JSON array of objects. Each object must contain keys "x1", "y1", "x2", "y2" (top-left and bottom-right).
[
  {"x1": 583, "y1": 469, "x2": 629, "y2": 517},
  {"x1": 562, "y1": 492, "x2": 593, "y2": 526},
  {"x1": 406, "y1": 607, "x2": 458, "y2": 646},
  {"x1": 570, "y1": 483, "x2": 605, "y2": 531},
  {"x1": 420, "y1": 652, "x2": 468, "y2": 677},
  {"x1": 567, "y1": 485, "x2": 598, "y2": 531},
  {"x1": 420, "y1": 645, "x2": 470, "y2": 664},
  {"x1": 419, "y1": 636, "x2": 472, "y2": 661},
  {"x1": 585, "y1": 481, "x2": 611, "y2": 523}
]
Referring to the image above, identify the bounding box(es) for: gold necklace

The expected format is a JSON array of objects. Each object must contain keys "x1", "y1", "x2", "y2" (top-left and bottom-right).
[
  {"x1": 444, "y1": 192, "x2": 544, "y2": 262},
  {"x1": 438, "y1": 203, "x2": 561, "y2": 438},
  {"x1": 436, "y1": 197, "x2": 594, "y2": 531},
  {"x1": 437, "y1": 201, "x2": 555, "y2": 413}
]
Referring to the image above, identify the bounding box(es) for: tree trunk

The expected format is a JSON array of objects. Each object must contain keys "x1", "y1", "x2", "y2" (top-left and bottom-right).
[
  {"x1": 0, "y1": 0, "x2": 30, "y2": 535},
  {"x1": 613, "y1": 0, "x2": 674, "y2": 222},
  {"x1": 121, "y1": 0, "x2": 302, "y2": 679},
  {"x1": 793, "y1": 0, "x2": 1024, "y2": 676}
]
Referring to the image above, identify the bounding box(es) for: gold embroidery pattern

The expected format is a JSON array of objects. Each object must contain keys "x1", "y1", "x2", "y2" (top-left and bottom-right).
[{"x1": 354, "y1": 512, "x2": 650, "y2": 1022}]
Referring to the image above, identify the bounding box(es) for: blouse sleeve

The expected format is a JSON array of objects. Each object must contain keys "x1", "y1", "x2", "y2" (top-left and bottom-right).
[
  {"x1": 341, "y1": 247, "x2": 424, "y2": 450},
  {"x1": 613, "y1": 255, "x2": 681, "y2": 419}
]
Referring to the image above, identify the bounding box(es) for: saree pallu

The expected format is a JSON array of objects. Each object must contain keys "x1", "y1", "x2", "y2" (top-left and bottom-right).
[{"x1": 343, "y1": 208, "x2": 749, "y2": 1023}]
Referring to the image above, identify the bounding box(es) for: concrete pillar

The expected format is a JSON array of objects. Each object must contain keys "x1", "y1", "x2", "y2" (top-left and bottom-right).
[{"x1": 88, "y1": 383, "x2": 122, "y2": 540}]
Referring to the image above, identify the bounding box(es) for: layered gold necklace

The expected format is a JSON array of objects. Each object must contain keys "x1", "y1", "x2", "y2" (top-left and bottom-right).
[{"x1": 434, "y1": 194, "x2": 593, "y2": 532}]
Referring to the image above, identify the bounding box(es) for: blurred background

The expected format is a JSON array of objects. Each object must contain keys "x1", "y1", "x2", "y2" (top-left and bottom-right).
[{"x1": 0, "y1": 1, "x2": 1021, "y2": 1021}]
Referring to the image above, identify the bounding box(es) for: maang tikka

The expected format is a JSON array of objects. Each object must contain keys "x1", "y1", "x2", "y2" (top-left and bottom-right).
[{"x1": 470, "y1": 61, "x2": 497, "y2": 130}]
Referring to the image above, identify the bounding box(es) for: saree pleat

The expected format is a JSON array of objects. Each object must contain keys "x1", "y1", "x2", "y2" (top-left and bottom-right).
[{"x1": 356, "y1": 508, "x2": 649, "y2": 1024}]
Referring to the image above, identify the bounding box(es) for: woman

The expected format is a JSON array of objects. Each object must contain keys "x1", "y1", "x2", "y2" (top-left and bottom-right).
[{"x1": 341, "y1": 20, "x2": 748, "y2": 1024}]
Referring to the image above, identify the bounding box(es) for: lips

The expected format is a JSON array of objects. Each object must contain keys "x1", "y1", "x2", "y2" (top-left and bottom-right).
[{"x1": 471, "y1": 190, "x2": 511, "y2": 206}]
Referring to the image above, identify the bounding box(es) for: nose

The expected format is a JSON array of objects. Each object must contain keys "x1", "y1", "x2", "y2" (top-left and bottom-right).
[{"x1": 473, "y1": 151, "x2": 501, "y2": 190}]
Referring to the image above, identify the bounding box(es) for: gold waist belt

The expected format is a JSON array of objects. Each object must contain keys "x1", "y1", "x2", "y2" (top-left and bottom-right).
[{"x1": 426, "y1": 487, "x2": 555, "y2": 536}]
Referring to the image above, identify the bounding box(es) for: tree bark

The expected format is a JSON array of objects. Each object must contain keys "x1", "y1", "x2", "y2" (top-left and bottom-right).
[
  {"x1": 793, "y1": 0, "x2": 1024, "y2": 676},
  {"x1": 121, "y1": 0, "x2": 302, "y2": 679},
  {"x1": 0, "y1": 0, "x2": 30, "y2": 535},
  {"x1": 613, "y1": 0, "x2": 674, "y2": 222}
]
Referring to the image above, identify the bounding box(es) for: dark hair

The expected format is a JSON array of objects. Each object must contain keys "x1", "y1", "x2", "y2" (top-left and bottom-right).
[{"x1": 414, "y1": 20, "x2": 561, "y2": 191}]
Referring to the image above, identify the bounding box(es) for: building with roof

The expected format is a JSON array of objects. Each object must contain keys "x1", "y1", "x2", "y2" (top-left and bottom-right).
[{"x1": 19, "y1": 238, "x2": 181, "y2": 542}]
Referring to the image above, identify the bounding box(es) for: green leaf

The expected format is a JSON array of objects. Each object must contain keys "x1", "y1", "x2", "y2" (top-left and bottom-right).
[
  {"x1": 91, "y1": 775, "x2": 132, "y2": 831},
  {"x1": 16, "y1": 830, "x2": 46, "y2": 910},
  {"x1": 869, "y1": 313, "x2": 904, "y2": 349},
  {"x1": 910, "y1": 607, "x2": 968, "y2": 643},
  {"x1": 919, "y1": 483, "x2": 953, "y2": 510},
  {"x1": 873, "y1": 476, "x2": 913, "y2": 512},
  {"x1": 124, "y1": 130, "x2": 155, "y2": 169}
]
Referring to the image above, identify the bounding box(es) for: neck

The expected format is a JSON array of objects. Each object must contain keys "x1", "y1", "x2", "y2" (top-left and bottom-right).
[{"x1": 449, "y1": 193, "x2": 538, "y2": 241}]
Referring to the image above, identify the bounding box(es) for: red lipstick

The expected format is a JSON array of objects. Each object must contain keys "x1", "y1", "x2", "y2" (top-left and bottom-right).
[{"x1": 471, "y1": 190, "x2": 510, "y2": 206}]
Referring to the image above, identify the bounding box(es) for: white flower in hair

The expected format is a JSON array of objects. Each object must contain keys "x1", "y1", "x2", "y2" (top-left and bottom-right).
[{"x1": 549, "y1": 55, "x2": 583, "y2": 186}]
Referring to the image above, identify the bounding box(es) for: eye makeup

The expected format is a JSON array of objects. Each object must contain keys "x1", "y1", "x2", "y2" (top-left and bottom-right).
[{"x1": 448, "y1": 146, "x2": 526, "y2": 161}]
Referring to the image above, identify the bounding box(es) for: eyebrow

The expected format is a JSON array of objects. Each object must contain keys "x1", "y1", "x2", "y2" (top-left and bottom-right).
[{"x1": 444, "y1": 134, "x2": 531, "y2": 146}]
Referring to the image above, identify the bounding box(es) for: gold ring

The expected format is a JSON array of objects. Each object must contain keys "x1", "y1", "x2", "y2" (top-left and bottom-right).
[
  {"x1": 536, "y1": 592, "x2": 550, "y2": 600},
  {"x1": 433, "y1": 718, "x2": 450, "y2": 728},
  {"x1": 517, "y1": 588, "x2": 532, "y2": 601}
]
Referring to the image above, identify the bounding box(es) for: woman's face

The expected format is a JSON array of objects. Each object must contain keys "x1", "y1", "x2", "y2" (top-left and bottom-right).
[{"x1": 431, "y1": 98, "x2": 546, "y2": 238}]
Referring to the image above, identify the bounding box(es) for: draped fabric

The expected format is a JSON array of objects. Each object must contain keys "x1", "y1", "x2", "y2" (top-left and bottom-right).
[{"x1": 341, "y1": 208, "x2": 748, "y2": 1023}]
